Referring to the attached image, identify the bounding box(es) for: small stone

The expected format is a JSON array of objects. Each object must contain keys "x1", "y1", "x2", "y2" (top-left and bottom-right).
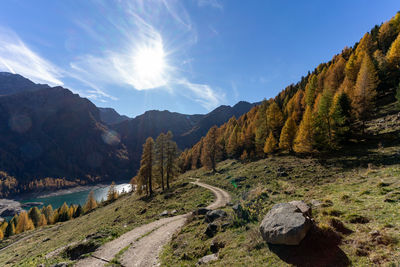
[
  {"x1": 197, "y1": 253, "x2": 218, "y2": 265},
  {"x1": 159, "y1": 210, "x2": 169, "y2": 217},
  {"x1": 171, "y1": 209, "x2": 178, "y2": 215},
  {"x1": 369, "y1": 230, "x2": 380, "y2": 237},
  {"x1": 310, "y1": 199, "x2": 322, "y2": 208},
  {"x1": 288, "y1": 200, "x2": 312, "y2": 217}
]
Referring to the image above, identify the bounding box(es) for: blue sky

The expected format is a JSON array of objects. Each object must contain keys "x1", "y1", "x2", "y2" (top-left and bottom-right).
[{"x1": 0, "y1": 0, "x2": 399, "y2": 117}]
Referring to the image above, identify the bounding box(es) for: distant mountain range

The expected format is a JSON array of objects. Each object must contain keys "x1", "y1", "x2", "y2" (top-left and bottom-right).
[{"x1": 0, "y1": 72, "x2": 256, "y2": 196}]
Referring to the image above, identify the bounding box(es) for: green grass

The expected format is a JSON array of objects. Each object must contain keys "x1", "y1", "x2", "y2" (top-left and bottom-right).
[
  {"x1": 0, "y1": 180, "x2": 213, "y2": 266},
  {"x1": 160, "y1": 151, "x2": 400, "y2": 266}
]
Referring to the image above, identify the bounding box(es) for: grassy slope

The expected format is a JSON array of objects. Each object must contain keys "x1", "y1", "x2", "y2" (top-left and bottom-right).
[
  {"x1": 0, "y1": 181, "x2": 213, "y2": 266},
  {"x1": 160, "y1": 104, "x2": 400, "y2": 266}
]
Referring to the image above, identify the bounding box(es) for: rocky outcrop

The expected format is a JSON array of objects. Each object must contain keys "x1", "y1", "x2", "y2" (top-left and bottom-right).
[
  {"x1": 0, "y1": 199, "x2": 22, "y2": 217},
  {"x1": 205, "y1": 209, "x2": 227, "y2": 223},
  {"x1": 259, "y1": 202, "x2": 312, "y2": 245}
]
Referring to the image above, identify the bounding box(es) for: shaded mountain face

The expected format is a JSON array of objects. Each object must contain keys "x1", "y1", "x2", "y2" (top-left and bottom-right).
[
  {"x1": 0, "y1": 73, "x2": 255, "y2": 196},
  {"x1": 98, "y1": 107, "x2": 130, "y2": 125},
  {"x1": 0, "y1": 85, "x2": 129, "y2": 189}
]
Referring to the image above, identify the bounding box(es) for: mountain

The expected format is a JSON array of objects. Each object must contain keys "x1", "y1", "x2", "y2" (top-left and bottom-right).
[
  {"x1": 98, "y1": 107, "x2": 130, "y2": 125},
  {"x1": 113, "y1": 101, "x2": 256, "y2": 171},
  {"x1": 0, "y1": 72, "x2": 255, "y2": 196},
  {"x1": 0, "y1": 72, "x2": 50, "y2": 95}
]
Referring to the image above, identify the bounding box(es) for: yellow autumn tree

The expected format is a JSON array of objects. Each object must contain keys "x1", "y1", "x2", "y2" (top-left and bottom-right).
[
  {"x1": 264, "y1": 132, "x2": 277, "y2": 154},
  {"x1": 0, "y1": 228, "x2": 3, "y2": 240},
  {"x1": 386, "y1": 32, "x2": 400, "y2": 68},
  {"x1": 279, "y1": 117, "x2": 297, "y2": 152},
  {"x1": 107, "y1": 181, "x2": 118, "y2": 201},
  {"x1": 84, "y1": 191, "x2": 98, "y2": 212},
  {"x1": 294, "y1": 106, "x2": 314, "y2": 153},
  {"x1": 352, "y1": 53, "x2": 379, "y2": 130},
  {"x1": 266, "y1": 102, "x2": 284, "y2": 137},
  {"x1": 15, "y1": 211, "x2": 34, "y2": 234},
  {"x1": 38, "y1": 214, "x2": 47, "y2": 227}
]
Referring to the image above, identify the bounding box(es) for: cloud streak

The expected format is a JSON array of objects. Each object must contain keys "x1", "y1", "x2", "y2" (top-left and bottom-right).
[{"x1": 0, "y1": 27, "x2": 63, "y2": 86}]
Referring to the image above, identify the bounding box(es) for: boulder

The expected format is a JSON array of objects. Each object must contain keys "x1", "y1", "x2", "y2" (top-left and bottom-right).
[
  {"x1": 193, "y1": 208, "x2": 210, "y2": 216},
  {"x1": 205, "y1": 209, "x2": 227, "y2": 223},
  {"x1": 197, "y1": 253, "x2": 218, "y2": 265},
  {"x1": 259, "y1": 202, "x2": 311, "y2": 245},
  {"x1": 205, "y1": 223, "x2": 218, "y2": 237}
]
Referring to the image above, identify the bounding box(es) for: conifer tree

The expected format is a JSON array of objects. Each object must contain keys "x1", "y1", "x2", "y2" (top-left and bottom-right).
[
  {"x1": 165, "y1": 131, "x2": 178, "y2": 189},
  {"x1": 38, "y1": 214, "x2": 47, "y2": 227},
  {"x1": 58, "y1": 202, "x2": 71, "y2": 222},
  {"x1": 240, "y1": 150, "x2": 249, "y2": 161},
  {"x1": 201, "y1": 126, "x2": 220, "y2": 172},
  {"x1": 266, "y1": 102, "x2": 284, "y2": 138},
  {"x1": 84, "y1": 191, "x2": 98, "y2": 212},
  {"x1": 255, "y1": 101, "x2": 268, "y2": 157},
  {"x1": 5, "y1": 221, "x2": 15, "y2": 237},
  {"x1": 345, "y1": 53, "x2": 359, "y2": 85},
  {"x1": 386, "y1": 32, "x2": 400, "y2": 68},
  {"x1": 279, "y1": 117, "x2": 297, "y2": 152},
  {"x1": 330, "y1": 92, "x2": 351, "y2": 146},
  {"x1": 107, "y1": 181, "x2": 118, "y2": 201},
  {"x1": 74, "y1": 205, "x2": 83, "y2": 218},
  {"x1": 0, "y1": 228, "x2": 3, "y2": 240},
  {"x1": 305, "y1": 74, "x2": 318, "y2": 107},
  {"x1": 226, "y1": 126, "x2": 240, "y2": 158},
  {"x1": 313, "y1": 89, "x2": 334, "y2": 149},
  {"x1": 15, "y1": 211, "x2": 34, "y2": 234},
  {"x1": 155, "y1": 133, "x2": 166, "y2": 191},
  {"x1": 137, "y1": 137, "x2": 155, "y2": 196},
  {"x1": 43, "y1": 205, "x2": 54, "y2": 224},
  {"x1": 353, "y1": 54, "x2": 379, "y2": 130},
  {"x1": 263, "y1": 132, "x2": 277, "y2": 154},
  {"x1": 294, "y1": 106, "x2": 314, "y2": 153},
  {"x1": 28, "y1": 207, "x2": 41, "y2": 227}
]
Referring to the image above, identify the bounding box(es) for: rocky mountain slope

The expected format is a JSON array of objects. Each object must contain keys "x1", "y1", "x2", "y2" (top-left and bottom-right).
[{"x1": 0, "y1": 73, "x2": 255, "y2": 196}]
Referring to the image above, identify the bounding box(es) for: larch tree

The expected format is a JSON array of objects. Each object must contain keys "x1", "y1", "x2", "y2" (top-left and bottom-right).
[
  {"x1": 352, "y1": 53, "x2": 379, "y2": 131},
  {"x1": 5, "y1": 221, "x2": 15, "y2": 237},
  {"x1": 42, "y1": 205, "x2": 54, "y2": 224},
  {"x1": 58, "y1": 202, "x2": 71, "y2": 222},
  {"x1": 294, "y1": 106, "x2": 314, "y2": 153},
  {"x1": 305, "y1": 74, "x2": 318, "y2": 107},
  {"x1": 226, "y1": 125, "x2": 240, "y2": 158},
  {"x1": 330, "y1": 91, "x2": 352, "y2": 146},
  {"x1": 38, "y1": 214, "x2": 47, "y2": 227},
  {"x1": 201, "y1": 126, "x2": 220, "y2": 172},
  {"x1": 0, "y1": 229, "x2": 3, "y2": 240},
  {"x1": 386, "y1": 31, "x2": 400, "y2": 68},
  {"x1": 155, "y1": 133, "x2": 166, "y2": 191},
  {"x1": 28, "y1": 207, "x2": 41, "y2": 228},
  {"x1": 266, "y1": 102, "x2": 284, "y2": 138},
  {"x1": 279, "y1": 117, "x2": 297, "y2": 152},
  {"x1": 313, "y1": 88, "x2": 334, "y2": 149},
  {"x1": 165, "y1": 131, "x2": 178, "y2": 189},
  {"x1": 137, "y1": 137, "x2": 155, "y2": 196},
  {"x1": 263, "y1": 132, "x2": 277, "y2": 154},
  {"x1": 84, "y1": 191, "x2": 98, "y2": 212},
  {"x1": 15, "y1": 211, "x2": 34, "y2": 234},
  {"x1": 107, "y1": 181, "x2": 118, "y2": 201}
]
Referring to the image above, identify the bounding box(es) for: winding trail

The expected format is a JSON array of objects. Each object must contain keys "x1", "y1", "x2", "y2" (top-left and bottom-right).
[{"x1": 74, "y1": 180, "x2": 230, "y2": 267}]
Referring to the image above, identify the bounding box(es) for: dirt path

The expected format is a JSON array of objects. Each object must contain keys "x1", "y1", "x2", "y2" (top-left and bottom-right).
[{"x1": 74, "y1": 180, "x2": 230, "y2": 267}]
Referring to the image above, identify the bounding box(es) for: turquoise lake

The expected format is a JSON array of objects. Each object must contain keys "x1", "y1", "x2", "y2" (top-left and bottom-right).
[{"x1": 20, "y1": 183, "x2": 131, "y2": 210}]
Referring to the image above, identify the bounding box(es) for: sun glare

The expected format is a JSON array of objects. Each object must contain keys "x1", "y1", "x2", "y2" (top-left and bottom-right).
[{"x1": 133, "y1": 44, "x2": 166, "y2": 87}]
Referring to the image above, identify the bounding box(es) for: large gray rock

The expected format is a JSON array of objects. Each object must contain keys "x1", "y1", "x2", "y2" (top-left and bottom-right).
[
  {"x1": 205, "y1": 209, "x2": 227, "y2": 222},
  {"x1": 259, "y1": 202, "x2": 311, "y2": 245},
  {"x1": 288, "y1": 200, "x2": 312, "y2": 217},
  {"x1": 197, "y1": 253, "x2": 218, "y2": 265}
]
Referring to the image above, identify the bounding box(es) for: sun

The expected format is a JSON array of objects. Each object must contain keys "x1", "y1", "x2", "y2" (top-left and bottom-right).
[{"x1": 133, "y1": 44, "x2": 166, "y2": 87}]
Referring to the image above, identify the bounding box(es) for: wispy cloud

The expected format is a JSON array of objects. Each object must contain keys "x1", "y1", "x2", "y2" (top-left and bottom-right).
[
  {"x1": 0, "y1": 27, "x2": 63, "y2": 86},
  {"x1": 176, "y1": 79, "x2": 225, "y2": 110},
  {"x1": 197, "y1": 0, "x2": 223, "y2": 10}
]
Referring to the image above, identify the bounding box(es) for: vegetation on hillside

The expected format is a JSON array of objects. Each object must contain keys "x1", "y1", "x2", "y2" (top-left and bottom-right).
[{"x1": 179, "y1": 12, "x2": 400, "y2": 171}]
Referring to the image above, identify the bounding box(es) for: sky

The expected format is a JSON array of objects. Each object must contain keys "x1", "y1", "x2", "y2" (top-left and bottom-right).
[{"x1": 0, "y1": 1, "x2": 399, "y2": 117}]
